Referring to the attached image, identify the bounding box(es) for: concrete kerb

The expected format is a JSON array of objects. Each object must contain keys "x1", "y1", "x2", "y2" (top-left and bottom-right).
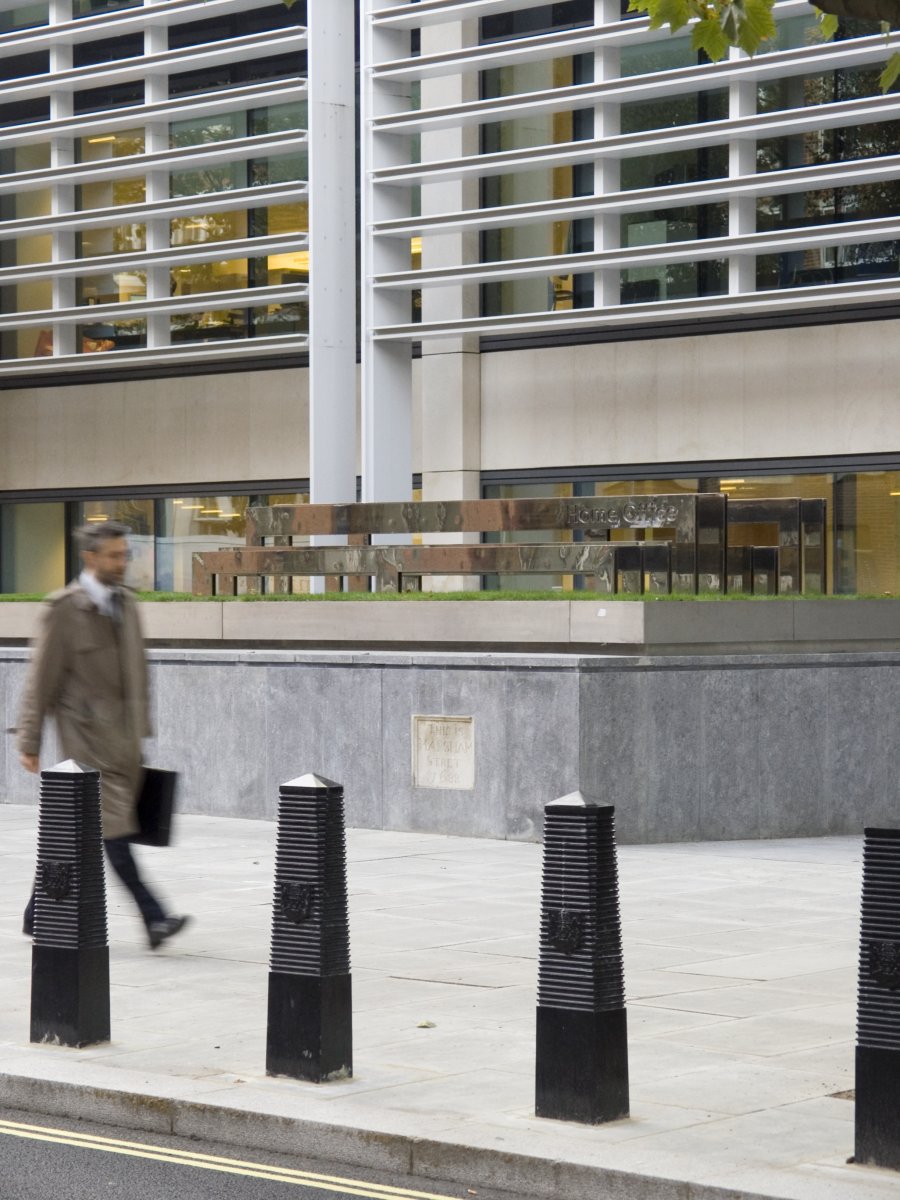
[{"x1": 0, "y1": 1071, "x2": 776, "y2": 1200}]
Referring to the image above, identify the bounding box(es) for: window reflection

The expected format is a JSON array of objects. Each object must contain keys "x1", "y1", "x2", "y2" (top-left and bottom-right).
[
  {"x1": 157, "y1": 497, "x2": 249, "y2": 593},
  {"x1": 481, "y1": 475, "x2": 880, "y2": 594},
  {"x1": 0, "y1": 3, "x2": 48, "y2": 33},
  {"x1": 2, "y1": 475, "x2": 900, "y2": 596},
  {"x1": 76, "y1": 499, "x2": 155, "y2": 590},
  {"x1": 481, "y1": 55, "x2": 594, "y2": 317}
]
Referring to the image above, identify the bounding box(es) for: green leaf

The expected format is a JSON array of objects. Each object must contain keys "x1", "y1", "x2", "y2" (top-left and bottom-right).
[
  {"x1": 736, "y1": 0, "x2": 777, "y2": 52},
  {"x1": 814, "y1": 8, "x2": 839, "y2": 39},
  {"x1": 717, "y1": 0, "x2": 776, "y2": 55},
  {"x1": 880, "y1": 50, "x2": 900, "y2": 91},
  {"x1": 636, "y1": 0, "x2": 693, "y2": 32},
  {"x1": 692, "y1": 13, "x2": 731, "y2": 58}
]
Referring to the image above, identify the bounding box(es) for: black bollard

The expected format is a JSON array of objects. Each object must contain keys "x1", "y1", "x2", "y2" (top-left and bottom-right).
[
  {"x1": 266, "y1": 773, "x2": 352, "y2": 1082},
  {"x1": 535, "y1": 792, "x2": 628, "y2": 1124},
  {"x1": 855, "y1": 827, "x2": 900, "y2": 1169},
  {"x1": 30, "y1": 760, "x2": 109, "y2": 1047}
]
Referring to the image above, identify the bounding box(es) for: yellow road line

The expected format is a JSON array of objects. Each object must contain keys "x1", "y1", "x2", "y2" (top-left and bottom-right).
[{"x1": 0, "y1": 1119, "x2": 462, "y2": 1199}]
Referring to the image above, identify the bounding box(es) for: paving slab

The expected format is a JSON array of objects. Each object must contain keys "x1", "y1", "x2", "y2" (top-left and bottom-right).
[{"x1": 0, "y1": 802, "x2": 894, "y2": 1200}]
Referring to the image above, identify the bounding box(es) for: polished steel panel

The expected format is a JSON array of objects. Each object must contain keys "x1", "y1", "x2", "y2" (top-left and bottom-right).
[
  {"x1": 726, "y1": 545, "x2": 753, "y2": 595},
  {"x1": 194, "y1": 541, "x2": 643, "y2": 595},
  {"x1": 247, "y1": 496, "x2": 696, "y2": 539},
  {"x1": 751, "y1": 546, "x2": 779, "y2": 596},
  {"x1": 642, "y1": 543, "x2": 671, "y2": 595},
  {"x1": 199, "y1": 492, "x2": 825, "y2": 597}
]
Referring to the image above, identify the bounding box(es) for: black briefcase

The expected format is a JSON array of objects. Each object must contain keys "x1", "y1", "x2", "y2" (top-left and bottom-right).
[{"x1": 134, "y1": 767, "x2": 178, "y2": 847}]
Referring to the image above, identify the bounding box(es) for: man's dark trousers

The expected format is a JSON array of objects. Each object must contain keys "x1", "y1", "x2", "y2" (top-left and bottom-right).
[{"x1": 24, "y1": 837, "x2": 165, "y2": 933}]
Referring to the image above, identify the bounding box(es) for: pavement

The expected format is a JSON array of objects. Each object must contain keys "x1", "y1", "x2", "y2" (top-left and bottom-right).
[{"x1": 0, "y1": 802, "x2": 895, "y2": 1200}]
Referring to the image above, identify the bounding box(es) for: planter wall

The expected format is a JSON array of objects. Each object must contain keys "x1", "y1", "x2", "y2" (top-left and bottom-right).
[{"x1": 1, "y1": 644, "x2": 898, "y2": 844}]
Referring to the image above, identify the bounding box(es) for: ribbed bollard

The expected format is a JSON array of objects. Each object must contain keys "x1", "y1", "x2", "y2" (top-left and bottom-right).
[
  {"x1": 535, "y1": 793, "x2": 628, "y2": 1124},
  {"x1": 30, "y1": 760, "x2": 109, "y2": 1047},
  {"x1": 855, "y1": 827, "x2": 900, "y2": 1168},
  {"x1": 266, "y1": 774, "x2": 352, "y2": 1082}
]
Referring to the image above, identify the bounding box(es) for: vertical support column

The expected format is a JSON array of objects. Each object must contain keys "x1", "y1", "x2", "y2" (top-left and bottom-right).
[
  {"x1": 728, "y1": 69, "x2": 756, "y2": 297},
  {"x1": 696, "y1": 492, "x2": 726, "y2": 594},
  {"x1": 800, "y1": 498, "x2": 826, "y2": 593},
  {"x1": 593, "y1": 0, "x2": 621, "y2": 311},
  {"x1": 143, "y1": 1, "x2": 171, "y2": 350},
  {"x1": 266, "y1": 773, "x2": 352, "y2": 1082},
  {"x1": 777, "y1": 500, "x2": 801, "y2": 595},
  {"x1": 855, "y1": 827, "x2": 900, "y2": 1169},
  {"x1": 49, "y1": 0, "x2": 76, "y2": 358},
  {"x1": 535, "y1": 793, "x2": 629, "y2": 1124},
  {"x1": 360, "y1": 0, "x2": 414, "y2": 505},
  {"x1": 308, "y1": 0, "x2": 358, "y2": 510},
  {"x1": 419, "y1": 16, "x2": 481, "y2": 589},
  {"x1": 30, "y1": 760, "x2": 110, "y2": 1048}
]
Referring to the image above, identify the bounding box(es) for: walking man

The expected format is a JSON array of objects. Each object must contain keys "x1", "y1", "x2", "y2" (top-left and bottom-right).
[{"x1": 18, "y1": 520, "x2": 188, "y2": 949}]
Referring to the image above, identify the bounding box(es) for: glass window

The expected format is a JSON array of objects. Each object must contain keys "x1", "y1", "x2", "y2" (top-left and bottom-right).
[
  {"x1": 482, "y1": 481, "x2": 577, "y2": 591},
  {"x1": 0, "y1": 502, "x2": 65, "y2": 594},
  {"x1": 73, "y1": 0, "x2": 141, "y2": 17},
  {"x1": 836, "y1": 472, "x2": 900, "y2": 595},
  {"x1": 0, "y1": 140, "x2": 52, "y2": 358},
  {"x1": 0, "y1": 3, "x2": 48, "y2": 33},
  {"x1": 74, "y1": 79, "x2": 144, "y2": 115},
  {"x1": 481, "y1": 2, "x2": 592, "y2": 43},
  {"x1": 73, "y1": 32, "x2": 143, "y2": 68},
  {"x1": 0, "y1": 49, "x2": 48, "y2": 82},
  {"x1": 156, "y1": 496, "x2": 249, "y2": 593},
  {"x1": 75, "y1": 500, "x2": 155, "y2": 590},
  {"x1": 481, "y1": 54, "x2": 594, "y2": 317}
]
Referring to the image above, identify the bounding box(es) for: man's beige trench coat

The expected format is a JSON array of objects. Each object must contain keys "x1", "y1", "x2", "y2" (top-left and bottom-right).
[{"x1": 17, "y1": 581, "x2": 151, "y2": 840}]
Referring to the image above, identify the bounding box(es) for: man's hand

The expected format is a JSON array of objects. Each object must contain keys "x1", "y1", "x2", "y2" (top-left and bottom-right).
[{"x1": 19, "y1": 753, "x2": 39, "y2": 774}]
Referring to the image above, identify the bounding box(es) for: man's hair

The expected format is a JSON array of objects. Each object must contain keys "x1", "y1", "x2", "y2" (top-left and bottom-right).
[{"x1": 75, "y1": 520, "x2": 131, "y2": 554}]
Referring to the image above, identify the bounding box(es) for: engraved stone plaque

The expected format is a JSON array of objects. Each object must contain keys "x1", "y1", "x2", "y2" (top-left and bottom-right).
[{"x1": 412, "y1": 716, "x2": 475, "y2": 790}]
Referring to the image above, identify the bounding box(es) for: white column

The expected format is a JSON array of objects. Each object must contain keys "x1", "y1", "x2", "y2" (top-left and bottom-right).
[
  {"x1": 728, "y1": 66, "x2": 756, "y2": 295},
  {"x1": 143, "y1": 3, "x2": 170, "y2": 349},
  {"x1": 49, "y1": 0, "x2": 75, "y2": 358},
  {"x1": 360, "y1": 0, "x2": 413, "y2": 504},
  {"x1": 308, "y1": 0, "x2": 357, "y2": 506},
  {"x1": 593, "y1": 0, "x2": 620, "y2": 310}
]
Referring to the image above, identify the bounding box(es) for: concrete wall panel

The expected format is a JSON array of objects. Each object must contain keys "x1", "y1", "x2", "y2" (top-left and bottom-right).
[
  {"x1": 0, "y1": 368, "x2": 310, "y2": 492},
  {"x1": 481, "y1": 320, "x2": 900, "y2": 471}
]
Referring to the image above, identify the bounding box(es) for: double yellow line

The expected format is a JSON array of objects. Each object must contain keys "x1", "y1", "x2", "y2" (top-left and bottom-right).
[{"x1": 0, "y1": 1118, "x2": 461, "y2": 1198}]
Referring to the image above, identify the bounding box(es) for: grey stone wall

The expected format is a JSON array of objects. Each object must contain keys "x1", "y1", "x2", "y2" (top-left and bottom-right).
[
  {"x1": 1, "y1": 646, "x2": 897, "y2": 844},
  {"x1": 579, "y1": 653, "x2": 900, "y2": 843}
]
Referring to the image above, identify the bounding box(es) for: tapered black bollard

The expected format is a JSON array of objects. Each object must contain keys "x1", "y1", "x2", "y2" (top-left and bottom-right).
[
  {"x1": 535, "y1": 793, "x2": 628, "y2": 1124},
  {"x1": 855, "y1": 827, "x2": 900, "y2": 1169},
  {"x1": 30, "y1": 760, "x2": 109, "y2": 1047},
  {"x1": 266, "y1": 774, "x2": 352, "y2": 1082}
]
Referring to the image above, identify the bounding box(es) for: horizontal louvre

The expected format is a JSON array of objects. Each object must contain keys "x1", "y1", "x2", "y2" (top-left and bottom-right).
[
  {"x1": 0, "y1": 0, "x2": 309, "y2": 375},
  {"x1": 34, "y1": 768, "x2": 107, "y2": 951},
  {"x1": 362, "y1": 1, "x2": 900, "y2": 349},
  {"x1": 269, "y1": 780, "x2": 351, "y2": 979},
  {"x1": 537, "y1": 804, "x2": 626, "y2": 1014}
]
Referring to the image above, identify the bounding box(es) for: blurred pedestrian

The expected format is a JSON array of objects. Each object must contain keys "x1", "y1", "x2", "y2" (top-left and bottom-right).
[{"x1": 18, "y1": 520, "x2": 188, "y2": 949}]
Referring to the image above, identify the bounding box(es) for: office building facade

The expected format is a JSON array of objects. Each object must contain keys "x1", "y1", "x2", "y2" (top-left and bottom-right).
[{"x1": 1, "y1": 0, "x2": 899, "y2": 594}]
